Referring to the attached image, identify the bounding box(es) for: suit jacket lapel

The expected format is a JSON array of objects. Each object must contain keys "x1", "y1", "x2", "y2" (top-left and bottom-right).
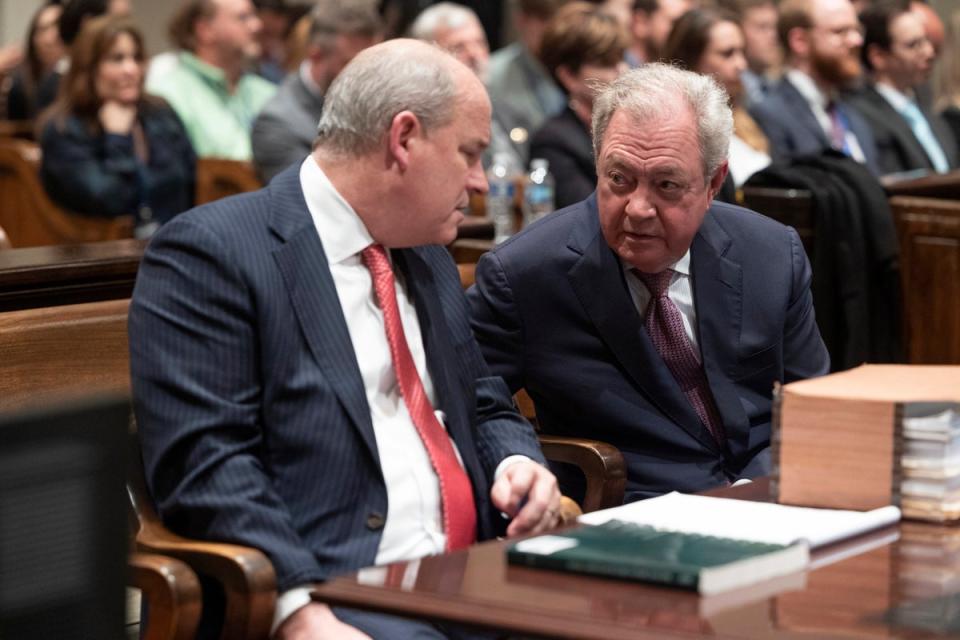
[
  {"x1": 864, "y1": 87, "x2": 932, "y2": 169},
  {"x1": 781, "y1": 80, "x2": 830, "y2": 147},
  {"x1": 566, "y1": 200, "x2": 716, "y2": 452},
  {"x1": 691, "y1": 212, "x2": 750, "y2": 458},
  {"x1": 266, "y1": 168, "x2": 380, "y2": 465},
  {"x1": 392, "y1": 248, "x2": 489, "y2": 503}
]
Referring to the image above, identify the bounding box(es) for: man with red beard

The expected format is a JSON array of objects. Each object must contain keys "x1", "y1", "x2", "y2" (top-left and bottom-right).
[
  {"x1": 847, "y1": 0, "x2": 957, "y2": 176},
  {"x1": 750, "y1": 0, "x2": 881, "y2": 174}
]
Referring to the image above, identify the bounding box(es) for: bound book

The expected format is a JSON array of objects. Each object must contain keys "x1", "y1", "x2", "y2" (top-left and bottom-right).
[
  {"x1": 507, "y1": 520, "x2": 809, "y2": 595},
  {"x1": 773, "y1": 364, "x2": 960, "y2": 520}
]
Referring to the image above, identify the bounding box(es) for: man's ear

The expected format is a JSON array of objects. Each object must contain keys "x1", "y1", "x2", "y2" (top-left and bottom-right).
[
  {"x1": 707, "y1": 161, "x2": 728, "y2": 200},
  {"x1": 387, "y1": 110, "x2": 420, "y2": 172}
]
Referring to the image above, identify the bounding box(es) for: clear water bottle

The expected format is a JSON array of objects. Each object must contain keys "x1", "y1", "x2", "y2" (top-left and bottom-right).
[
  {"x1": 522, "y1": 158, "x2": 555, "y2": 228},
  {"x1": 486, "y1": 152, "x2": 519, "y2": 244}
]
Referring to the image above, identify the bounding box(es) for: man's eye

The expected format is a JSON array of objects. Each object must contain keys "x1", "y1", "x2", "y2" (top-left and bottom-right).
[
  {"x1": 608, "y1": 172, "x2": 626, "y2": 186},
  {"x1": 659, "y1": 180, "x2": 681, "y2": 191}
]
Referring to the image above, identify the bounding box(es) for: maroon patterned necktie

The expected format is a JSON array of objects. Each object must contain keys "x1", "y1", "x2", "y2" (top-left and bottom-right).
[
  {"x1": 361, "y1": 244, "x2": 477, "y2": 551},
  {"x1": 634, "y1": 269, "x2": 726, "y2": 446}
]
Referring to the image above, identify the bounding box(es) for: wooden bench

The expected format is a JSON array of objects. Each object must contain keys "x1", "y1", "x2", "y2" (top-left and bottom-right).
[
  {"x1": 883, "y1": 169, "x2": 960, "y2": 200},
  {"x1": 195, "y1": 158, "x2": 263, "y2": 205},
  {"x1": 741, "y1": 186, "x2": 815, "y2": 258},
  {"x1": 0, "y1": 138, "x2": 134, "y2": 247},
  {"x1": 889, "y1": 196, "x2": 960, "y2": 364},
  {"x1": 0, "y1": 238, "x2": 146, "y2": 311}
]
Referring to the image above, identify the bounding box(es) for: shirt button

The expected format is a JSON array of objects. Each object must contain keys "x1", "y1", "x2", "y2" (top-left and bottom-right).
[{"x1": 366, "y1": 512, "x2": 385, "y2": 531}]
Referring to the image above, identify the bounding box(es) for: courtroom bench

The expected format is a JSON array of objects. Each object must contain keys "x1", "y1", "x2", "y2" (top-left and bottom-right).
[{"x1": 0, "y1": 238, "x2": 146, "y2": 311}]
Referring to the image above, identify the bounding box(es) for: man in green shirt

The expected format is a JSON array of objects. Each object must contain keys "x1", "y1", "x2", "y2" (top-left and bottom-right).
[{"x1": 147, "y1": 0, "x2": 277, "y2": 161}]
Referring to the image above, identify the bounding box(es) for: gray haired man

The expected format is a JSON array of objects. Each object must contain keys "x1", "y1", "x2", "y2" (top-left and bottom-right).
[
  {"x1": 468, "y1": 63, "x2": 829, "y2": 504},
  {"x1": 251, "y1": 0, "x2": 381, "y2": 182},
  {"x1": 131, "y1": 39, "x2": 560, "y2": 640}
]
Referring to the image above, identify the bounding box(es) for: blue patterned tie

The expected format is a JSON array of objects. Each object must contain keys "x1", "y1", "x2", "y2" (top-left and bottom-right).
[{"x1": 900, "y1": 100, "x2": 950, "y2": 173}]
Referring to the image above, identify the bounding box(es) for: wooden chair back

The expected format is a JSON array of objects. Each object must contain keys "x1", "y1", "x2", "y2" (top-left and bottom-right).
[
  {"x1": 195, "y1": 158, "x2": 262, "y2": 205},
  {"x1": 0, "y1": 138, "x2": 134, "y2": 247},
  {"x1": 889, "y1": 196, "x2": 960, "y2": 364},
  {"x1": 741, "y1": 186, "x2": 815, "y2": 258}
]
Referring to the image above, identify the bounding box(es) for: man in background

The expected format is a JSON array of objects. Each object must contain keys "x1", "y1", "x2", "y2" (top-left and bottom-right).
[
  {"x1": 252, "y1": 0, "x2": 380, "y2": 181},
  {"x1": 147, "y1": 0, "x2": 276, "y2": 160},
  {"x1": 750, "y1": 0, "x2": 880, "y2": 174},
  {"x1": 848, "y1": 0, "x2": 957, "y2": 176},
  {"x1": 410, "y1": 2, "x2": 524, "y2": 168},
  {"x1": 717, "y1": 0, "x2": 782, "y2": 107},
  {"x1": 626, "y1": 0, "x2": 691, "y2": 66}
]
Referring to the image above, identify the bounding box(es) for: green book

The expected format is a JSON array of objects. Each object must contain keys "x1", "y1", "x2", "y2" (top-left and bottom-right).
[{"x1": 506, "y1": 520, "x2": 809, "y2": 595}]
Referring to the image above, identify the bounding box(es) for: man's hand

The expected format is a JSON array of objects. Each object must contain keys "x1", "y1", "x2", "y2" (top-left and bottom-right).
[
  {"x1": 274, "y1": 602, "x2": 372, "y2": 640},
  {"x1": 490, "y1": 460, "x2": 561, "y2": 537}
]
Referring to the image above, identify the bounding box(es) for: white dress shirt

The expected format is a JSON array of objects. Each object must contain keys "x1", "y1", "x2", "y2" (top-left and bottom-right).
[
  {"x1": 786, "y1": 69, "x2": 867, "y2": 164},
  {"x1": 272, "y1": 157, "x2": 526, "y2": 633},
  {"x1": 623, "y1": 251, "x2": 701, "y2": 361}
]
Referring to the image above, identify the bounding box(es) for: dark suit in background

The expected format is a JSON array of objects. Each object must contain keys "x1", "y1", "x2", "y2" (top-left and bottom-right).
[
  {"x1": 251, "y1": 72, "x2": 325, "y2": 182},
  {"x1": 751, "y1": 77, "x2": 881, "y2": 175},
  {"x1": 468, "y1": 195, "x2": 830, "y2": 502},
  {"x1": 847, "y1": 85, "x2": 958, "y2": 176},
  {"x1": 529, "y1": 107, "x2": 595, "y2": 210}
]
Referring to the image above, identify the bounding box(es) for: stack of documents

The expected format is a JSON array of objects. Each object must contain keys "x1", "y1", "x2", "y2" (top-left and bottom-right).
[{"x1": 900, "y1": 404, "x2": 960, "y2": 521}]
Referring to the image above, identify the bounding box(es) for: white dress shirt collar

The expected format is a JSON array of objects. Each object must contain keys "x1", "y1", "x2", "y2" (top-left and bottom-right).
[
  {"x1": 873, "y1": 81, "x2": 913, "y2": 112},
  {"x1": 300, "y1": 155, "x2": 374, "y2": 263}
]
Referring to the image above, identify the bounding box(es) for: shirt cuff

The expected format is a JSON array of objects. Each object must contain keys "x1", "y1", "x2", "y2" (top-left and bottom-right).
[
  {"x1": 270, "y1": 585, "x2": 314, "y2": 636},
  {"x1": 494, "y1": 454, "x2": 534, "y2": 481}
]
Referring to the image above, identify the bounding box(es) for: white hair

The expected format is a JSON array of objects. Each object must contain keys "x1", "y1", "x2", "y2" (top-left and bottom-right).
[
  {"x1": 316, "y1": 41, "x2": 459, "y2": 156},
  {"x1": 591, "y1": 63, "x2": 733, "y2": 180},
  {"x1": 409, "y1": 2, "x2": 481, "y2": 41}
]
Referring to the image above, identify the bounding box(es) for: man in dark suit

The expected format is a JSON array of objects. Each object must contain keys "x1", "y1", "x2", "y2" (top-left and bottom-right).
[
  {"x1": 251, "y1": 0, "x2": 381, "y2": 182},
  {"x1": 750, "y1": 0, "x2": 881, "y2": 175},
  {"x1": 468, "y1": 64, "x2": 830, "y2": 503},
  {"x1": 847, "y1": 0, "x2": 958, "y2": 177},
  {"x1": 131, "y1": 39, "x2": 560, "y2": 640}
]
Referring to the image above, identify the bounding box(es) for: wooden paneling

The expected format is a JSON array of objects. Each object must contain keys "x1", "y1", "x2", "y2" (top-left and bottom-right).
[{"x1": 890, "y1": 196, "x2": 960, "y2": 364}]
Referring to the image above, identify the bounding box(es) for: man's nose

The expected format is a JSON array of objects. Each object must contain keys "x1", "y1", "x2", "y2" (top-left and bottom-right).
[
  {"x1": 624, "y1": 189, "x2": 656, "y2": 220},
  {"x1": 467, "y1": 162, "x2": 488, "y2": 195}
]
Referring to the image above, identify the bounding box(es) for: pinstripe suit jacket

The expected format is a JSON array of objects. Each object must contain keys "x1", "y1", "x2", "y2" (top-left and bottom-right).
[{"x1": 129, "y1": 165, "x2": 545, "y2": 591}]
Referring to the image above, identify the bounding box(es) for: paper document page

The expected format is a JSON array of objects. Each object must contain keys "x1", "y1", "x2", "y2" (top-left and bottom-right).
[{"x1": 578, "y1": 492, "x2": 901, "y2": 548}]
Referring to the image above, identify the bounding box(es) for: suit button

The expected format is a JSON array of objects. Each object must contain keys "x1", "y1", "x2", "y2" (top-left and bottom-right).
[{"x1": 366, "y1": 512, "x2": 385, "y2": 531}]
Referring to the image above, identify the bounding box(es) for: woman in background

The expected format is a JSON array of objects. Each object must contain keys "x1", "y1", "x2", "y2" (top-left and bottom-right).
[
  {"x1": 664, "y1": 8, "x2": 771, "y2": 187},
  {"x1": 38, "y1": 15, "x2": 195, "y2": 235},
  {"x1": 6, "y1": 2, "x2": 65, "y2": 120},
  {"x1": 531, "y1": 2, "x2": 627, "y2": 209}
]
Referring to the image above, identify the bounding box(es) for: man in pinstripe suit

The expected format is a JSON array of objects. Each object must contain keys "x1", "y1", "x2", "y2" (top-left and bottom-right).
[{"x1": 130, "y1": 39, "x2": 559, "y2": 640}]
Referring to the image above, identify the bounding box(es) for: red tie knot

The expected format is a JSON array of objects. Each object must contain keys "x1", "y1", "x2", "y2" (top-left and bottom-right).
[{"x1": 361, "y1": 243, "x2": 391, "y2": 277}]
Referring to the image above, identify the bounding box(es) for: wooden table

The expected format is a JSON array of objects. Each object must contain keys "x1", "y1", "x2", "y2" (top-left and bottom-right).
[{"x1": 313, "y1": 480, "x2": 960, "y2": 639}]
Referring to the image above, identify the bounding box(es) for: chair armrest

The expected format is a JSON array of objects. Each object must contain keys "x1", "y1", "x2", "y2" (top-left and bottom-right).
[
  {"x1": 133, "y1": 518, "x2": 276, "y2": 640},
  {"x1": 128, "y1": 552, "x2": 202, "y2": 640},
  {"x1": 538, "y1": 435, "x2": 626, "y2": 512}
]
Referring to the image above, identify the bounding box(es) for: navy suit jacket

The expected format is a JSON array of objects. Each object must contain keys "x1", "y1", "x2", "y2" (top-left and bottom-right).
[
  {"x1": 750, "y1": 77, "x2": 881, "y2": 176},
  {"x1": 130, "y1": 165, "x2": 545, "y2": 591},
  {"x1": 847, "y1": 84, "x2": 959, "y2": 176},
  {"x1": 467, "y1": 195, "x2": 829, "y2": 502}
]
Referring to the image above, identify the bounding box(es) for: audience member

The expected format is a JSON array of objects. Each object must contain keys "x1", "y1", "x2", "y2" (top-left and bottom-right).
[
  {"x1": 716, "y1": 0, "x2": 781, "y2": 107},
  {"x1": 468, "y1": 63, "x2": 829, "y2": 503},
  {"x1": 750, "y1": 0, "x2": 881, "y2": 174},
  {"x1": 130, "y1": 38, "x2": 559, "y2": 639},
  {"x1": 910, "y1": 0, "x2": 944, "y2": 55},
  {"x1": 410, "y1": 2, "x2": 524, "y2": 169},
  {"x1": 35, "y1": 0, "x2": 130, "y2": 113},
  {"x1": 146, "y1": 0, "x2": 276, "y2": 160},
  {"x1": 6, "y1": 2, "x2": 65, "y2": 121},
  {"x1": 38, "y1": 16, "x2": 195, "y2": 233},
  {"x1": 664, "y1": 8, "x2": 772, "y2": 186},
  {"x1": 626, "y1": 0, "x2": 691, "y2": 66},
  {"x1": 934, "y1": 8, "x2": 960, "y2": 145},
  {"x1": 251, "y1": 0, "x2": 380, "y2": 182},
  {"x1": 252, "y1": 0, "x2": 292, "y2": 83},
  {"x1": 531, "y1": 2, "x2": 626, "y2": 208},
  {"x1": 486, "y1": 0, "x2": 568, "y2": 162},
  {"x1": 848, "y1": 0, "x2": 957, "y2": 176}
]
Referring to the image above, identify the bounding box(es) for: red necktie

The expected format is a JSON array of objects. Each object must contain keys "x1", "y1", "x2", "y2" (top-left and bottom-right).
[
  {"x1": 634, "y1": 269, "x2": 726, "y2": 446},
  {"x1": 361, "y1": 244, "x2": 477, "y2": 551}
]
